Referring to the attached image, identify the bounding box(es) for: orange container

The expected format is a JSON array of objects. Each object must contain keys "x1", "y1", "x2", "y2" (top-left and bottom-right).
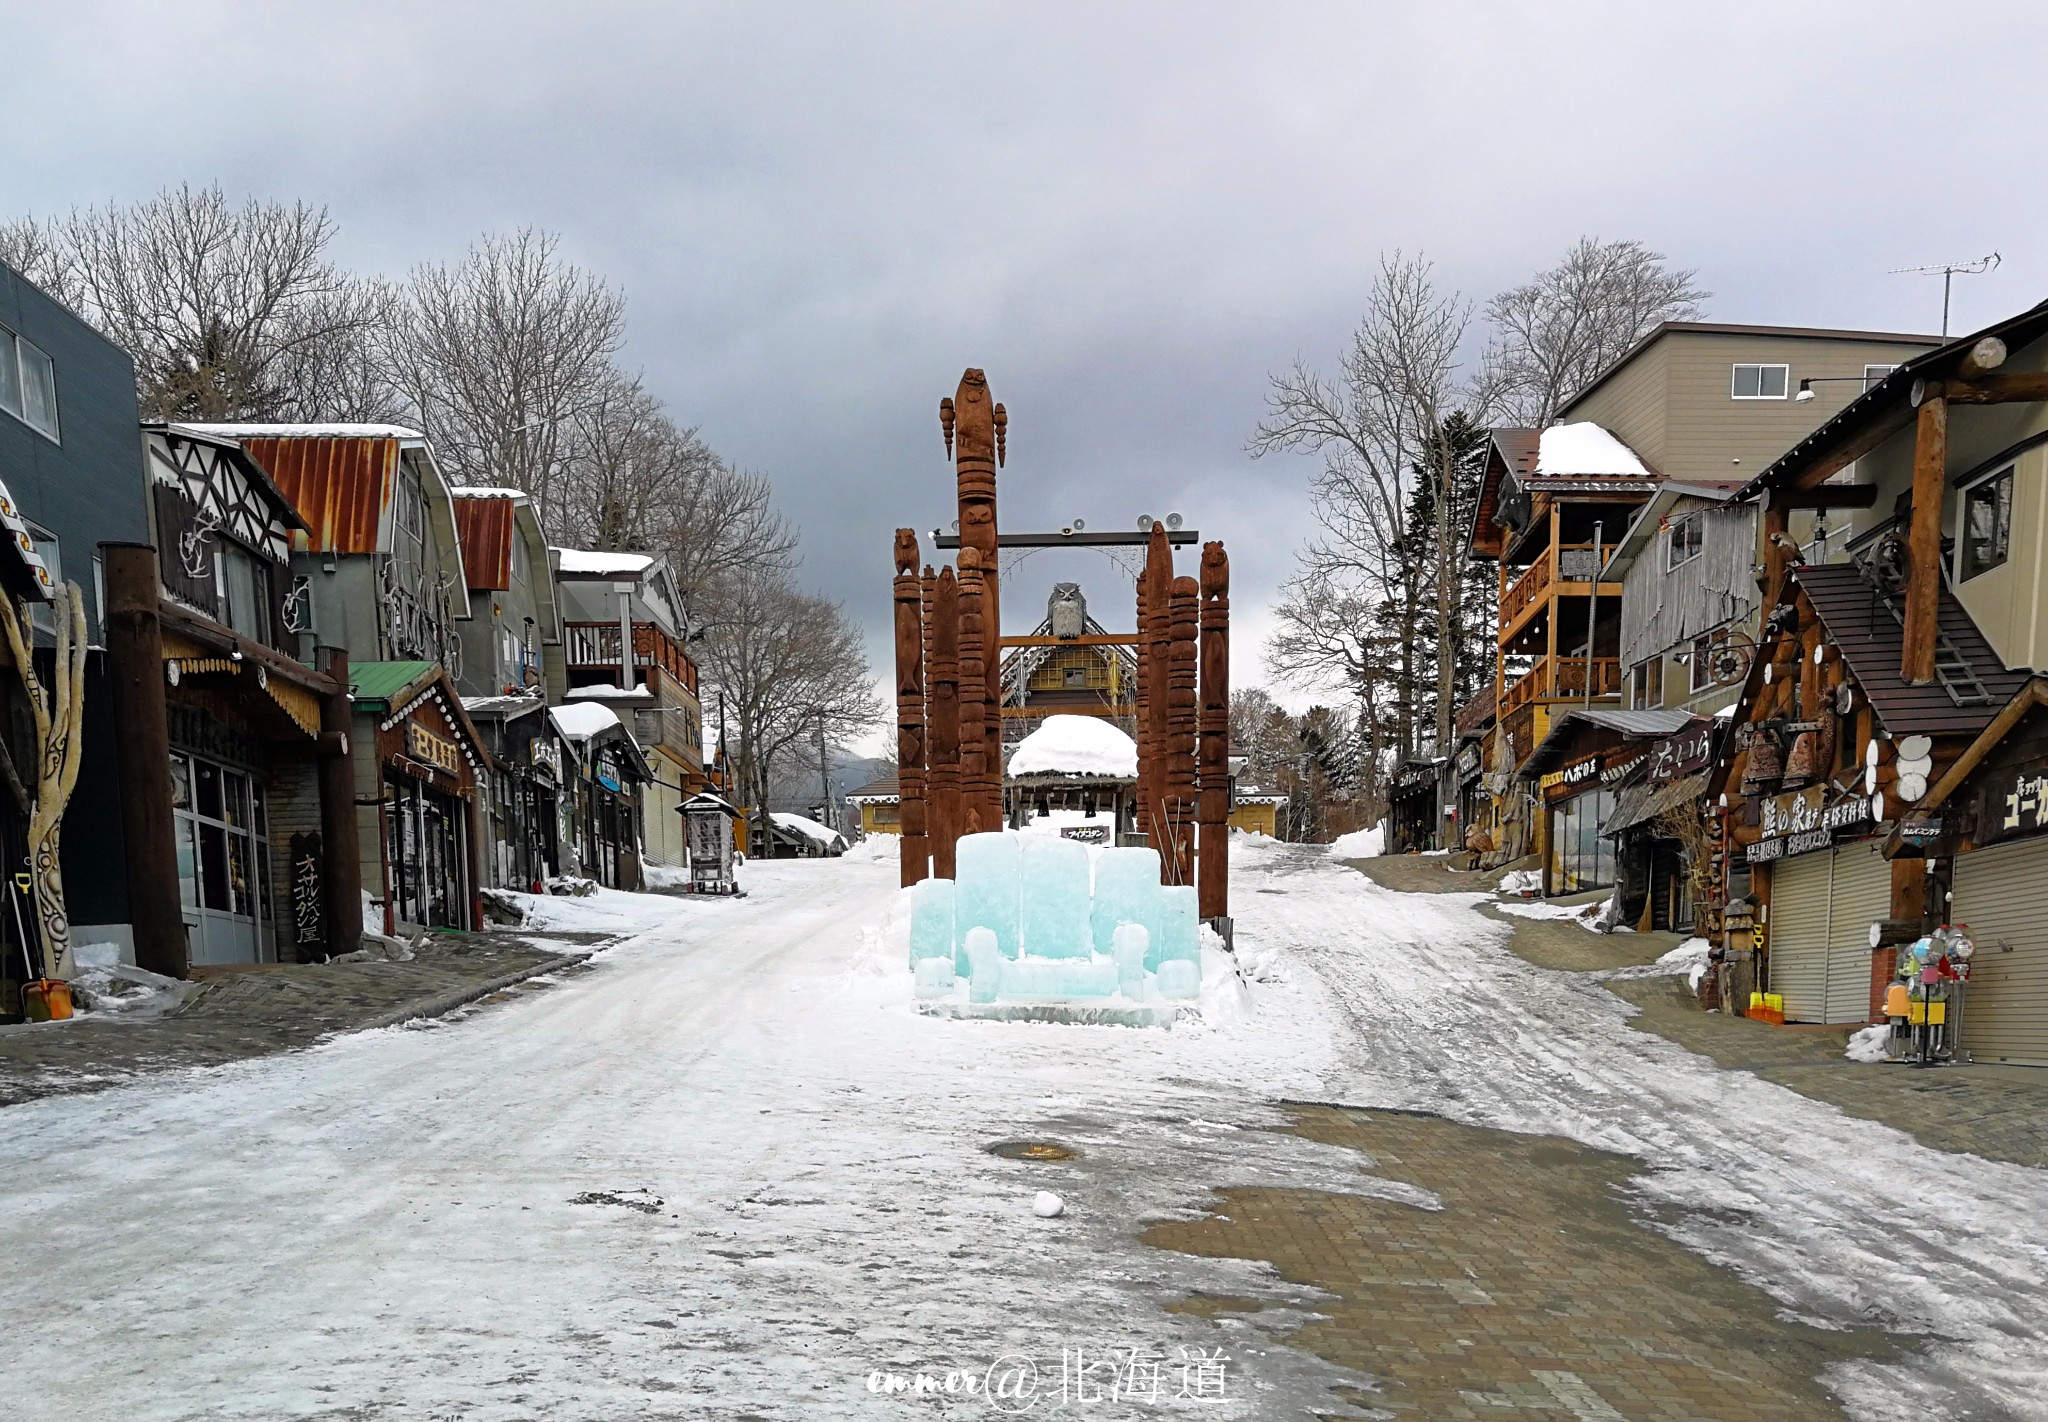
[{"x1": 23, "y1": 979, "x2": 72, "y2": 1022}]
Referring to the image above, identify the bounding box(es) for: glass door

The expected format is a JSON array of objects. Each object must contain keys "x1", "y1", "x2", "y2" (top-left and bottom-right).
[{"x1": 173, "y1": 752, "x2": 273, "y2": 966}]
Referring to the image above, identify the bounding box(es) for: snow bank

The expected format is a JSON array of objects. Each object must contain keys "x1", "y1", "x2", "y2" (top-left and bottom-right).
[
  {"x1": 1655, "y1": 935, "x2": 1714, "y2": 992},
  {"x1": 1006, "y1": 715, "x2": 1137, "y2": 778},
  {"x1": 1846, "y1": 1024, "x2": 1892, "y2": 1064},
  {"x1": 1497, "y1": 868, "x2": 1541, "y2": 896},
  {"x1": 772, "y1": 812, "x2": 846, "y2": 851},
  {"x1": 69, "y1": 963, "x2": 188, "y2": 1017},
  {"x1": 1494, "y1": 897, "x2": 1607, "y2": 930},
  {"x1": 641, "y1": 862, "x2": 691, "y2": 891},
  {"x1": 554, "y1": 547, "x2": 654, "y2": 576},
  {"x1": 1327, "y1": 825, "x2": 1383, "y2": 858}
]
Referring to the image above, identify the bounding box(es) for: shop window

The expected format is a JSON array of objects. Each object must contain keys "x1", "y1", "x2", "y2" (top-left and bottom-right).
[
  {"x1": 0, "y1": 324, "x2": 60, "y2": 442},
  {"x1": 1630, "y1": 659, "x2": 1662, "y2": 710},
  {"x1": 1547, "y1": 789, "x2": 1617, "y2": 895},
  {"x1": 1689, "y1": 633, "x2": 1717, "y2": 694},
  {"x1": 1666, "y1": 513, "x2": 1703, "y2": 570},
  {"x1": 214, "y1": 541, "x2": 273, "y2": 644},
  {"x1": 1731, "y1": 363, "x2": 1789, "y2": 400},
  {"x1": 1959, "y1": 466, "x2": 2013, "y2": 581}
]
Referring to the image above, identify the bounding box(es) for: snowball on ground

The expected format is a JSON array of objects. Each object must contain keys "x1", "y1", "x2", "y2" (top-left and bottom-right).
[
  {"x1": 1536, "y1": 421, "x2": 1652, "y2": 478},
  {"x1": 549, "y1": 701, "x2": 622, "y2": 741},
  {"x1": 772, "y1": 812, "x2": 846, "y2": 850},
  {"x1": 1007, "y1": 715, "x2": 1137, "y2": 779},
  {"x1": 554, "y1": 547, "x2": 655, "y2": 576},
  {"x1": 1327, "y1": 825, "x2": 1383, "y2": 858},
  {"x1": 1846, "y1": 1024, "x2": 1892, "y2": 1064}
]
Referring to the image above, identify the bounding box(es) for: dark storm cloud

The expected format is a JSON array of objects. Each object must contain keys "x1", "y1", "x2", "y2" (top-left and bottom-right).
[{"x1": 8, "y1": 2, "x2": 2046, "y2": 728}]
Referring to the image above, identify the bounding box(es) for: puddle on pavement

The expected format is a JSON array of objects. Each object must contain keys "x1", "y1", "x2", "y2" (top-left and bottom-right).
[
  {"x1": 1146, "y1": 1104, "x2": 1898, "y2": 1421},
  {"x1": 983, "y1": 1138, "x2": 1081, "y2": 1162}
]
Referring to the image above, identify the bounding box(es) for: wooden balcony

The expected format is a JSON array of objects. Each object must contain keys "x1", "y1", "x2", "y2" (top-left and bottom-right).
[
  {"x1": 1499, "y1": 544, "x2": 1609, "y2": 644},
  {"x1": 564, "y1": 620, "x2": 700, "y2": 696},
  {"x1": 1498, "y1": 656, "x2": 1622, "y2": 716}
]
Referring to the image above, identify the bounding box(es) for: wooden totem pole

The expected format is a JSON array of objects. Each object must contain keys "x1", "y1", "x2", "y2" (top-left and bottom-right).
[
  {"x1": 892, "y1": 529, "x2": 929, "y2": 886},
  {"x1": 941, "y1": 369, "x2": 1006, "y2": 830},
  {"x1": 1197, "y1": 542, "x2": 1231, "y2": 920},
  {"x1": 929, "y1": 566, "x2": 963, "y2": 879},
  {"x1": 957, "y1": 545, "x2": 990, "y2": 835},
  {"x1": 1140, "y1": 522, "x2": 1175, "y2": 876},
  {"x1": 1166, "y1": 574, "x2": 1201, "y2": 887}
]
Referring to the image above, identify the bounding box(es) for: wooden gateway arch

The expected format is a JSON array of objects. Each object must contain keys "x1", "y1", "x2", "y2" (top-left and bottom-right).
[{"x1": 891, "y1": 367, "x2": 1233, "y2": 927}]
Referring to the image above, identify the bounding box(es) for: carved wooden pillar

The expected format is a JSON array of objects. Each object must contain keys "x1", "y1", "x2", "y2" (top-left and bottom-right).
[
  {"x1": 1167, "y1": 575, "x2": 1200, "y2": 886},
  {"x1": 893, "y1": 529, "x2": 929, "y2": 886},
  {"x1": 1142, "y1": 523, "x2": 1174, "y2": 875},
  {"x1": 1903, "y1": 386, "x2": 1948, "y2": 686},
  {"x1": 930, "y1": 566, "x2": 962, "y2": 879},
  {"x1": 1197, "y1": 541, "x2": 1230, "y2": 921},
  {"x1": 943, "y1": 368, "x2": 1005, "y2": 831},
  {"x1": 957, "y1": 547, "x2": 989, "y2": 837},
  {"x1": 1133, "y1": 561, "x2": 1152, "y2": 845}
]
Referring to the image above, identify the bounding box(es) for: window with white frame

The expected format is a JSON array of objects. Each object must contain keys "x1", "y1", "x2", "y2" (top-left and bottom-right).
[
  {"x1": 1631, "y1": 659, "x2": 1662, "y2": 709},
  {"x1": 1731, "y1": 363, "x2": 1790, "y2": 400},
  {"x1": 1689, "y1": 632, "x2": 1718, "y2": 693},
  {"x1": 1666, "y1": 512, "x2": 1704, "y2": 570},
  {"x1": 1863, "y1": 363, "x2": 1898, "y2": 388},
  {"x1": 0, "y1": 325, "x2": 60, "y2": 442}
]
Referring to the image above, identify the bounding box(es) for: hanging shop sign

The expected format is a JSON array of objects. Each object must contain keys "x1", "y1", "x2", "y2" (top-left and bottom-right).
[
  {"x1": 1455, "y1": 745, "x2": 1482, "y2": 780},
  {"x1": 1976, "y1": 768, "x2": 2048, "y2": 847},
  {"x1": 1748, "y1": 784, "x2": 1872, "y2": 864},
  {"x1": 1394, "y1": 763, "x2": 1437, "y2": 794},
  {"x1": 529, "y1": 735, "x2": 564, "y2": 785},
  {"x1": 596, "y1": 759, "x2": 622, "y2": 793},
  {"x1": 1600, "y1": 752, "x2": 1643, "y2": 785},
  {"x1": 406, "y1": 722, "x2": 462, "y2": 777},
  {"x1": 1645, "y1": 723, "x2": 1712, "y2": 783},
  {"x1": 1896, "y1": 815, "x2": 1944, "y2": 845},
  {"x1": 1061, "y1": 824, "x2": 1110, "y2": 845}
]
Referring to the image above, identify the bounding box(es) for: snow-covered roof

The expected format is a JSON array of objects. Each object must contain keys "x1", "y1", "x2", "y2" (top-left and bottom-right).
[
  {"x1": 451, "y1": 485, "x2": 528, "y2": 500},
  {"x1": 1535, "y1": 422, "x2": 1653, "y2": 479},
  {"x1": 549, "y1": 702, "x2": 623, "y2": 742},
  {"x1": 771, "y1": 812, "x2": 847, "y2": 849},
  {"x1": 1007, "y1": 715, "x2": 1139, "y2": 779},
  {"x1": 177, "y1": 422, "x2": 426, "y2": 441},
  {"x1": 565, "y1": 684, "x2": 652, "y2": 701},
  {"x1": 555, "y1": 547, "x2": 655, "y2": 577}
]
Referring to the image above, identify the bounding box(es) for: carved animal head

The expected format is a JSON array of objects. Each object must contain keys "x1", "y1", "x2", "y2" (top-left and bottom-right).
[{"x1": 894, "y1": 528, "x2": 919, "y2": 576}]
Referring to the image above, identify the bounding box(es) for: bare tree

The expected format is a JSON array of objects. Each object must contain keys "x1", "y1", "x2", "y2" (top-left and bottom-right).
[
  {"x1": 389, "y1": 228, "x2": 625, "y2": 530},
  {"x1": 3, "y1": 185, "x2": 389, "y2": 421},
  {"x1": 554, "y1": 375, "x2": 796, "y2": 609},
  {"x1": 694, "y1": 565, "x2": 885, "y2": 849},
  {"x1": 1250, "y1": 251, "x2": 1473, "y2": 769},
  {"x1": 1481, "y1": 237, "x2": 1708, "y2": 427}
]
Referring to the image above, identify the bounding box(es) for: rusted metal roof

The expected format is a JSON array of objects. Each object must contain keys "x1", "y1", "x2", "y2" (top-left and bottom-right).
[
  {"x1": 236, "y1": 436, "x2": 398, "y2": 554},
  {"x1": 1795, "y1": 564, "x2": 2029, "y2": 738},
  {"x1": 452, "y1": 494, "x2": 515, "y2": 591}
]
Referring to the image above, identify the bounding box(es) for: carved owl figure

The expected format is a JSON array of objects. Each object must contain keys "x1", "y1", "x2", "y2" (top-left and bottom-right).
[{"x1": 1049, "y1": 582, "x2": 1087, "y2": 639}]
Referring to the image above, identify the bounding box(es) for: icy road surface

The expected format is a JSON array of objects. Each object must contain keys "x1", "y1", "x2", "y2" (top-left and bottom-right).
[{"x1": 3, "y1": 837, "x2": 2045, "y2": 1419}]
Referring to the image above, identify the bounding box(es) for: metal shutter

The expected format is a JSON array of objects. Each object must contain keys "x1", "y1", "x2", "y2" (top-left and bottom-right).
[
  {"x1": 1770, "y1": 852, "x2": 1833, "y2": 1022},
  {"x1": 1953, "y1": 837, "x2": 2048, "y2": 1066},
  {"x1": 1825, "y1": 842, "x2": 1892, "y2": 1024}
]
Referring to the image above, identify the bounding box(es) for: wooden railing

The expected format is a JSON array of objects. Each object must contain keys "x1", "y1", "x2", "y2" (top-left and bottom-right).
[
  {"x1": 1499, "y1": 544, "x2": 1607, "y2": 634},
  {"x1": 1498, "y1": 656, "x2": 1623, "y2": 715},
  {"x1": 563, "y1": 620, "x2": 700, "y2": 695}
]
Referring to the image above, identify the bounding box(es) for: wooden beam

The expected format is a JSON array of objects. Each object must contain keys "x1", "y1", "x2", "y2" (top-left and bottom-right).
[
  {"x1": 1902, "y1": 389, "x2": 1948, "y2": 685},
  {"x1": 1762, "y1": 500, "x2": 1792, "y2": 607},
  {"x1": 934, "y1": 529, "x2": 1199, "y2": 549},
  {"x1": 1779, "y1": 483, "x2": 1879, "y2": 510},
  {"x1": 1000, "y1": 705, "x2": 1129, "y2": 718},
  {"x1": 998, "y1": 633, "x2": 1137, "y2": 647},
  {"x1": 1791, "y1": 401, "x2": 1917, "y2": 491},
  {"x1": 1943, "y1": 372, "x2": 2048, "y2": 405}
]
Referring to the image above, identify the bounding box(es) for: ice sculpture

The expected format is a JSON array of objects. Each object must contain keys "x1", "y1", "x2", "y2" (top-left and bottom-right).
[
  {"x1": 912, "y1": 830, "x2": 1208, "y2": 1018},
  {"x1": 1021, "y1": 835, "x2": 1091, "y2": 959},
  {"x1": 908, "y1": 877, "x2": 956, "y2": 968}
]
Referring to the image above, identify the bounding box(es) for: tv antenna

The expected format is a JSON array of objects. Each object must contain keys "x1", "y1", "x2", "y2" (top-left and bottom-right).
[{"x1": 1889, "y1": 252, "x2": 2000, "y2": 337}]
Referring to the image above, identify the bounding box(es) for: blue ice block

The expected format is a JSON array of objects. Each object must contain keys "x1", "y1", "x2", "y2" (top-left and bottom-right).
[
  {"x1": 1156, "y1": 958, "x2": 1201, "y2": 1000},
  {"x1": 1112, "y1": 923, "x2": 1151, "y2": 999},
  {"x1": 1021, "y1": 835, "x2": 1092, "y2": 958},
  {"x1": 1156, "y1": 885, "x2": 1200, "y2": 971},
  {"x1": 914, "y1": 956, "x2": 956, "y2": 998},
  {"x1": 909, "y1": 877, "x2": 956, "y2": 968},
  {"x1": 1091, "y1": 846, "x2": 1162, "y2": 959},
  {"x1": 964, "y1": 926, "x2": 1003, "y2": 1004},
  {"x1": 955, "y1": 832, "x2": 1022, "y2": 969},
  {"x1": 998, "y1": 958, "x2": 1120, "y2": 1000}
]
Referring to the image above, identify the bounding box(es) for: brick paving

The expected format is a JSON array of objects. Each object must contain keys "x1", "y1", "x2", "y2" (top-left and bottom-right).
[
  {"x1": 0, "y1": 930, "x2": 609, "y2": 1107},
  {"x1": 1150, "y1": 1105, "x2": 1893, "y2": 1420}
]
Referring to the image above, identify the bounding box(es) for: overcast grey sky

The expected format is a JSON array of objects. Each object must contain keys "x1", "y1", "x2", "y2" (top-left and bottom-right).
[{"x1": 9, "y1": 2, "x2": 2046, "y2": 736}]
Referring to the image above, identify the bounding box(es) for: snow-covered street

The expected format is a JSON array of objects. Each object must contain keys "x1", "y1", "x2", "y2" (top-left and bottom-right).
[{"x1": 5, "y1": 840, "x2": 2046, "y2": 1419}]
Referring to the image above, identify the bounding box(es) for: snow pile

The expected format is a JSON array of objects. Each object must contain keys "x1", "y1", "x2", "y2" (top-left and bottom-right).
[
  {"x1": 1497, "y1": 868, "x2": 1541, "y2": 896},
  {"x1": 1494, "y1": 897, "x2": 1607, "y2": 930},
  {"x1": 1846, "y1": 1024, "x2": 1892, "y2": 1064},
  {"x1": 178, "y1": 421, "x2": 423, "y2": 440},
  {"x1": 553, "y1": 547, "x2": 654, "y2": 576},
  {"x1": 1006, "y1": 715, "x2": 1137, "y2": 779},
  {"x1": 69, "y1": 963, "x2": 187, "y2": 1017},
  {"x1": 772, "y1": 812, "x2": 846, "y2": 852},
  {"x1": 1015, "y1": 807, "x2": 1113, "y2": 840},
  {"x1": 502, "y1": 883, "x2": 690, "y2": 935},
  {"x1": 1327, "y1": 825, "x2": 1383, "y2": 858},
  {"x1": 839, "y1": 834, "x2": 896, "y2": 864},
  {"x1": 640, "y1": 861, "x2": 691, "y2": 891},
  {"x1": 449, "y1": 485, "x2": 524, "y2": 500},
  {"x1": 548, "y1": 701, "x2": 620, "y2": 742},
  {"x1": 1536, "y1": 421, "x2": 1652, "y2": 478},
  {"x1": 1654, "y1": 936, "x2": 1714, "y2": 992}
]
